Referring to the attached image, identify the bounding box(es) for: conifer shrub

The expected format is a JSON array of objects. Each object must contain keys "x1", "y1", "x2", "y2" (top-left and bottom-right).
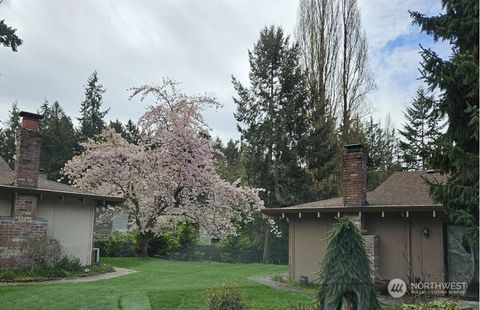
[{"x1": 317, "y1": 217, "x2": 379, "y2": 310}]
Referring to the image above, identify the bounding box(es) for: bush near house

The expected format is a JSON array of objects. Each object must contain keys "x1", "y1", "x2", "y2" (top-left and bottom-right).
[
  {"x1": 205, "y1": 282, "x2": 248, "y2": 310},
  {"x1": 20, "y1": 236, "x2": 63, "y2": 270},
  {"x1": 95, "y1": 221, "x2": 268, "y2": 263},
  {"x1": 401, "y1": 300, "x2": 460, "y2": 310},
  {"x1": 0, "y1": 262, "x2": 114, "y2": 282},
  {"x1": 0, "y1": 236, "x2": 114, "y2": 282},
  {"x1": 104, "y1": 231, "x2": 138, "y2": 257}
]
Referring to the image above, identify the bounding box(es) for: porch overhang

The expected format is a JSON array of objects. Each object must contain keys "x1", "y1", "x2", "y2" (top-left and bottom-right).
[{"x1": 262, "y1": 205, "x2": 445, "y2": 218}]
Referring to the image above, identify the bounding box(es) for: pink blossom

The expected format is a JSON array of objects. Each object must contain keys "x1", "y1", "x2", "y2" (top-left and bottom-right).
[{"x1": 63, "y1": 78, "x2": 264, "y2": 238}]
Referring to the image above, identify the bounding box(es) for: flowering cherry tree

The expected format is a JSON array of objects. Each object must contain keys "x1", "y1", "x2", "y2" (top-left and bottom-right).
[{"x1": 63, "y1": 78, "x2": 264, "y2": 256}]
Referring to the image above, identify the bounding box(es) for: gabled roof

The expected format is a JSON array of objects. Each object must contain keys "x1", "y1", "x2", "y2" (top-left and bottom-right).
[
  {"x1": 0, "y1": 157, "x2": 124, "y2": 203},
  {"x1": 263, "y1": 171, "x2": 448, "y2": 215}
]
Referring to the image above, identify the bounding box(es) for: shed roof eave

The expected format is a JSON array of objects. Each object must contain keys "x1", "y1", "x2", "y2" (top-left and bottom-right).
[
  {"x1": 261, "y1": 204, "x2": 444, "y2": 215},
  {"x1": 0, "y1": 184, "x2": 125, "y2": 204}
]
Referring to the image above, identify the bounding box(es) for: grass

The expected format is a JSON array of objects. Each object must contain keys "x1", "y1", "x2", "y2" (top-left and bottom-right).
[{"x1": 0, "y1": 257, "x2": 313, "y2": 309}]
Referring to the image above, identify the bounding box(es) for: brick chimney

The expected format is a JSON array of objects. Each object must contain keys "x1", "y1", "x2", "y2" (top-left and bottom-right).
[
  {"x1": 14, "y1": 111, "x2": 43, "y2": 188},
  {"x1": 342, "y1": 144, "x2": 367, "y2": 206},
  {"x1": 0, "y1": 111, "x2": 47, "y2": 268}
]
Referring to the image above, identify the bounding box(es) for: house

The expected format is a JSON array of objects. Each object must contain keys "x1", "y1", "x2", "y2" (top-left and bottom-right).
[
  {"x1": 262, "y1": 144, "x2": 478, "y2": 296},
  {"x1": 0, "y1": 111, "x2": 125, "y2": 268}
]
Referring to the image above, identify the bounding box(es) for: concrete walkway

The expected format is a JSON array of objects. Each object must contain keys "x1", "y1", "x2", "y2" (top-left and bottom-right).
[
  {"x1": 0, "y1": 267, "x2": 135, "y2": 286},
  {"x1": 247, "y1": 275, "x2": 315, "y2": 296}
]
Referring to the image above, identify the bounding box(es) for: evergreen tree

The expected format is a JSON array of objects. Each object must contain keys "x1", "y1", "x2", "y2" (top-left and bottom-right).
[
  {"x1": 305, "y1": 119, "x2": 339, "y2": 199},
  {"x1": 317, "y1": 218, "x2": 379, "y2": 310},
  {"x1": 233, "y1": 26, "x2": 312, "y2": 207},
  {"x1": 363, "y1": 116, "x2": 401, "y2": 190},
  {"x1": 214, "y1": 139, "x2": 246, "y2": 184},
  {"x1": 233, "y1": 26, "x2": 311, "y2": 261},
  {"x1": 0, "y1": 19, "x2": 22, "y2": 51},
  {"x1": 39, "y1": 100, "x2": 76, "y2": 181},
  {"x1": 410, "y1": 1, "x2": 479, "y2": 247},
  {"x1": 124, "y1": 119, "x2": 140, "y2": 144},
  {"x1": 398, "y1": 88, "x2": 443, "y2": 170},
  {"x1": 77, "y1": 71, "x2": 108, "y2": 141},
  {"x1": 107, "y1": 119, "x2": 139, "y2": 145},
  {"x1": 108, "y1": 119, "x2": 125, "y2": 135},
  {"x1": 0, "y1": 102, "x2": 20, "y2": 168}
]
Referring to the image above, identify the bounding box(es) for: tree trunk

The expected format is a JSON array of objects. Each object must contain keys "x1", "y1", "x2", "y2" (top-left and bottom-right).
[
  {"x1": 262, "y1": 228, "x2": 271, "y2": 262},
  {"x1": 138, "y1": 232, "x2": 149, "y2": 257}
]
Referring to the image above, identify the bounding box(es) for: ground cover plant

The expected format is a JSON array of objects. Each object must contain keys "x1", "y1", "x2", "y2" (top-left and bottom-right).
[
  {"x1": 0, "y1": 263, "x2": 114, "y2": 282},
  {"x1": 0, "y1": 257, "x2": 313, "y2": 309}
]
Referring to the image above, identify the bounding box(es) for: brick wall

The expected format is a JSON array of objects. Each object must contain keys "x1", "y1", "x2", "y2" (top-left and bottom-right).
[
  {"x1": 0, "y1": 216, "x2": 47, "y2": 268},
  {"x1": 342, "y1": 144, "x2": 367, "y2": 206},
  {"x1": 0, "y1": 112, "x2": 47, "y2": 269},
  {"x1": 363, "y1": 234, "x2": 379, "y2": 279}
]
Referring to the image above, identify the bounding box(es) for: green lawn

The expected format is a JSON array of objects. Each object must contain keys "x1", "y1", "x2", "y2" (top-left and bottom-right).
[{"x1": 0, "y1": 258, "x2": 313, "y2": 309}]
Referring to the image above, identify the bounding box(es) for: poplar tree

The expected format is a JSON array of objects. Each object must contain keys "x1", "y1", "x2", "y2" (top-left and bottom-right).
[{"x1": 410, "y1": 0, "x2": 479, "y2": 246}]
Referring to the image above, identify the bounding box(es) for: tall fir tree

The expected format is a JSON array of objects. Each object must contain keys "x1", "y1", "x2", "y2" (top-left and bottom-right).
[
  {"x1": 108, "y1": 119, "x2": 125, "y2": 135},
  {"x1": 77, "y1": 71, "x2": 108, "y2": 142},
  {"x1": 233, "y1": 26, "x2": 311, "y2": 261},
  {"x1": 398, "y1": 87, "x2": 444, "y2": 170},
  {"x1": 39, "y1": 100, "x2": 76, "y2": 181},
  {"x1": 0, "y1": 19, "x2": 22, "y2": 52},
  {"x1": 233, "y1": 26, "x2": 312, "y2": 208},
  {"x1": 363, "y1": 116, "x2": 401, "y2": 190},
  {"x1": 124, "y1": 119, "x2": 140, "y2": 145},
  {"x1": 410, "y1": 1, "x2": 479, "y2": 247},
  {"x1": 305, "y1": 118, "x2": 339, "y2": 199},
  {"x1": 214, "y1": 139, "x2": 246, "y2": 184},
  {"x1": 0, "y1": 102, "x2": 20, "y2": 168}
]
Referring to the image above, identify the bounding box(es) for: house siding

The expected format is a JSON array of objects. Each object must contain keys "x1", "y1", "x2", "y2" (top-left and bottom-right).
[
  {"x1": 36, "y1": 196, "x2": 96, "y2": 266},
  {"x1": 365, "y1": 212, "x2": 445, "y2": 283},
  {"x1": 289, "y1": 211, "x2": 447, "y2": 284},
  {"x1": 289, "y1": 214, "x2": 336, "y2": 282}
]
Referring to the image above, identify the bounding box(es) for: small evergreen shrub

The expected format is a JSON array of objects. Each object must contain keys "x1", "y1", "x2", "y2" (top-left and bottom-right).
[
  {"x1": 317, "y1": 218, "x2": 379, "y2": 310},
  {"x1": 206, "y1": 282, "x2": 248, "y2": 310}
]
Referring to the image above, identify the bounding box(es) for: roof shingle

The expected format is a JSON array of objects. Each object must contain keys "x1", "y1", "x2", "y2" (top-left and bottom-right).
[
  {"x1": 265, "y1": 171, "x2": 447, "y2": 212},
  {"x1": 0, "y1": 157, "x2": 124, "y2": 202}
]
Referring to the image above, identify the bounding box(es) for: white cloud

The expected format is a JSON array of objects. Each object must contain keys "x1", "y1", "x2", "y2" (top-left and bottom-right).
[{"x1": 0, "y1": 0, "x2": 450, "y2": 141}]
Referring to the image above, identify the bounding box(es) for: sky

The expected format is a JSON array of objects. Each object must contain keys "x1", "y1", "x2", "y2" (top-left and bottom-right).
[{"x1": 0, "y1": 0, "x2": 450, "y2": 142}]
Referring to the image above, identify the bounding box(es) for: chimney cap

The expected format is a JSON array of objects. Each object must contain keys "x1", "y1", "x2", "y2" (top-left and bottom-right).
[
  {"x1": 19, "y1": 111, "x2": 43, "y2": 120},
  {"x1": 344, "y1": 143, "x2": 363, "y2": 152}
]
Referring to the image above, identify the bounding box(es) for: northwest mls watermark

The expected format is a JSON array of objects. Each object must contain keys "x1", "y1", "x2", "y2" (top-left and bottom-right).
[{"x1": 388, "y1": 278, "x2": 468, "y2": 298}]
